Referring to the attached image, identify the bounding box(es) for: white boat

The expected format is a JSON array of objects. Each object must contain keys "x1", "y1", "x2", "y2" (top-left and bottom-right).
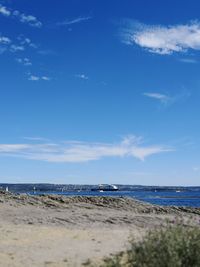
[{"x1": 91, "y1": 184, "x2": 118, "y2": 192}]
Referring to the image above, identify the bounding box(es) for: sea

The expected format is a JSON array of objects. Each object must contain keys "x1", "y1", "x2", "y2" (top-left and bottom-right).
[
  {"x1": 33, "y1": 189, "x2": 200, "y2": 207},
  {"x1": 1, "y1": 184, "x2": 200, "y2": 207}
]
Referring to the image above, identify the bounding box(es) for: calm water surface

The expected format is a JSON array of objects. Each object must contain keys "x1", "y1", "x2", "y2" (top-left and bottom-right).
[{"x1": 32, "y1": 190, "x2": 200, "y2": 207}]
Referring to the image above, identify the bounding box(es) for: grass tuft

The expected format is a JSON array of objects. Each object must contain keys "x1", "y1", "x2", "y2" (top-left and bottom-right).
[{"x1": 97, "y1": 226, "x2": 200, "y2": 267}]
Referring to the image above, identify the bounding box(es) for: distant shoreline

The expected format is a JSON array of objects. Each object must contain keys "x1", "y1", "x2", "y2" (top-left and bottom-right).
[{"x1": 1, "y1": 183, "x2": 200, "y2": 193}]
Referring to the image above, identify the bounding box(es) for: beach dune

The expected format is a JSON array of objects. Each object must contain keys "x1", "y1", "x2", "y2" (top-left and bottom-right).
[{"x1": 0, "y1": 192, "x2": 200, "y2": 267}]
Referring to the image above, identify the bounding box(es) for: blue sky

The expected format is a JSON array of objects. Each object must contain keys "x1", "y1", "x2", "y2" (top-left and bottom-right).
[{"x1": 0, "y1": 0, "x2": 200, "y2": 185}]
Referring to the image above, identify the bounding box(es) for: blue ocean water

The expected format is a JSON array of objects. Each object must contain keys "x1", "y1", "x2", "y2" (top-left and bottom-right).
[{"x1": 32, "y1": 190, "x2": 200, "y2": 207}]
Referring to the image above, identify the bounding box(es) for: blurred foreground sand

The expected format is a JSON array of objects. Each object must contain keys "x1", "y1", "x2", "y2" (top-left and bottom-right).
[{"x1": 0, "y1": 193, "x2": 200, "y2": 266}]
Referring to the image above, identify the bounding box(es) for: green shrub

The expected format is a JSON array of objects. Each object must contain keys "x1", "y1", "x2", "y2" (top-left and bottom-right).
[{"x1": 101, "y1": 226, "x2": 200, "y2": 267}]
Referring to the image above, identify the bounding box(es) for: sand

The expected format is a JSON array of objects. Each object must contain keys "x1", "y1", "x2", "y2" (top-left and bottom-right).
[{"x1": 0, "y1": 192, "x2": 200, "y2": 266}]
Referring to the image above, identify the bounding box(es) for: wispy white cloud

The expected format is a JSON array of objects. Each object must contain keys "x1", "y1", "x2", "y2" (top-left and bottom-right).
[
  {"x1": 0, "y1": 144, "x2": 30, "y2": 153},
  {"x1": 0, "y1": 35, "x2": 11, "y2": 54},
  {"x1": 143, "y1": 92, "x2": 171, "y2": 104},
  {"x1": 0, "y1": 34, "x2": 37, "y2": 57},
  {"x1": 143, "y1": 90, "x2": 190, "y2": 106},
  {"x1": 75, "y1": 74, "x2": 89, "y2": 80},
  {"x1": 57, "y1": 16, "x2": 92, "y2": 26},
  {"x1": 0, "y1": 136, "x2": 173, "y2": 163},
  {"x1": 28, "y1": 74, "x2": 51, "y2": 81},
  {"x1": 28, "y1": 75, "x2": 40, "y2": 81},
  {"x1": 41, "y1": 76, "x2": 51, "y2": 81},
  {"x1": 17, "y1": 35, "x2": 37, "y2": 49},
  {"x1": 16, "y1": 57, "x2": 32, "y2": 66},
  {"x1": 0, "y1": 4, "x2": 10, "y2": 16},
  {"x1": 178, "y1": 58, "x2": 198, "y2": 64},
  {"x1": 0, "y1": 36, "x2": 11, "y2": 44},
  {"x1": 121, "y1": 20, "x2": 200, "y2": 55},
  {"x1": 14, "y1": 12, "x2": 42, "y2": 28},
  {"x1": 10, "y1": 44, "x2": 24, "y2": 52},
  {"x1": 0, "y1": 4, "x2": 42, "y2": 28}
]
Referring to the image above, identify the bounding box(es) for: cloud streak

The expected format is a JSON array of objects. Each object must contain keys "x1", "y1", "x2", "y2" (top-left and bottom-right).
[
  {"x1": 143, "y1": 89, "x2": 191, "y2": 106},
  {"x1": 0, "y1": 136, "x2": 173, "y2": 163},
  {"x1": 57, "y1": 16, "x2": 92, "y2": 26},
  {"x1": 143, "y1": 92, "x2": 171, "y2": 104},
  {"x1": 121, "y1": 20, "x2": 200, "y2": 55},
  {"x1": 179, "y1": 58, "x2": 198, "y2": 64}
]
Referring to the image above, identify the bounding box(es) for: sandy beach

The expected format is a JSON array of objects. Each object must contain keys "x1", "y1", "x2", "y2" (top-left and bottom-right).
[{"x1": 0, "y1": 192, "x2": 200, "y2": 267}]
